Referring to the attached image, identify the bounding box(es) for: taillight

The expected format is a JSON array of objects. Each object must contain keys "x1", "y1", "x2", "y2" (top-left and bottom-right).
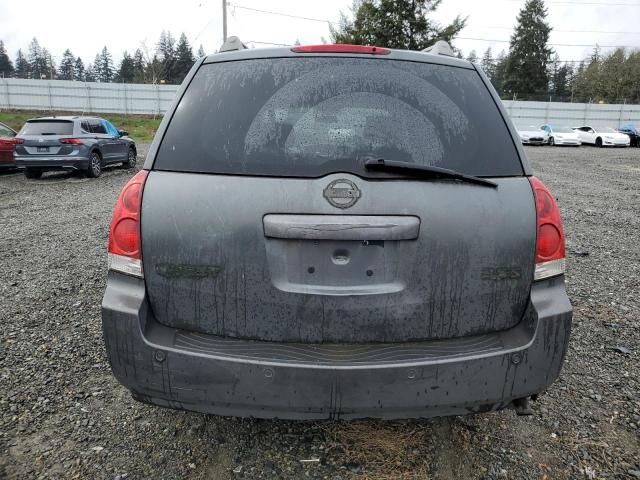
[
  {"x1": 60, "y1": 138, "x2": 83, "y2": 145},
  {"x1": 14, "y1": 138, "x2": 24, "y2": 144},
  {"x1": 107, "y1": 170, "x2": 148, "y2": 278},
  {"x1": 291, "y1": 44, "x2": 391, "y2": 55},
  {"x1": 529, "y1": 176, "x2": 566, "y2": 281}
]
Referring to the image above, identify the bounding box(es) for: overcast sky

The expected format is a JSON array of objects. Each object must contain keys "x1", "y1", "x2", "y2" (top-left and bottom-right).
[{"x1": 1, "y1": 0, "x2": 639, "y2": 67}]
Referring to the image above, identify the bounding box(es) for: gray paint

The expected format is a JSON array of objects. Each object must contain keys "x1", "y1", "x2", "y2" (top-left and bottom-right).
[
  {"x1": 101, "y1": 46, "x2": 574, "y2": 419},
  {"x1": 141, "y1": 171, "x2": 536, "y2": 343},
  {"x1": 101, "y1": 272, "x2": 572, "y2": 420},
  {"x1": 263, "y1": 215, "x2": 420, "y2": 241},
  {"x1": 14, "y1": 116, "x2": 135, "y2": 172}
]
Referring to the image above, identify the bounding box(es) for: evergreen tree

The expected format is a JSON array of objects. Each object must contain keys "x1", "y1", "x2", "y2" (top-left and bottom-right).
[
  {"x1": 480, "y1": 47, "x2": 495, "y2": 80},
  {"x1": 504, "y1": 0, "x2": 553, "y2": 99},
  {"x1": 85, "y1": 63, "x2": 96, "y2": 82},
  {"x1": 95, "y1": 46, "x2": 114, "y2": 82},
  {"x1": 466, "y1": 50, "x2": 478, "y2": 64},
  {"x1": 330, "y1": 0, "x2": 467, "y2": 50},
  {"x1": 601, "y1": 48, "x2": 625, "y2": 102},
  {"x1": 548, "y1": 53, "x2": 560, "y2": 97},
  {"x1": 74, "y1": 57, "x2": 85, "y2": 81},
  {"x1": 27, "y1": 38, "x2": 48, "y2": 79},
  {"x1": 197, "y1": 44, "x2": 206, "y2": 58},
  {"x1": 0, "y1": 40, "x2": 14, "y2": 78},
  {"x1": 492, "y1": 50, "x2": 509, "y2": 97},
  {"x1": 40, "y1": 48, "x2": 56, "y2": 79},
  {"x1": 173, "y1": 33, "x2": 195, "y2": 84},
  {"x1": 146, "y1": 54, "x2": 163, "y2": 84},
  {"x1": 557, "y1": 63, "x2": 574, "y2": 100},
  {"x1": 132, "y1": 49, "x2": 146, "y2": 83},
  {"x1": 157, "y1": 30, "x2": 176, "y2": 82},
  {"x1": 59, "y1": 49, "x2": 75, "y2": 80},
  {"x1": 116, "y1": 51, "x2": 135, "y2": 83},
  {"x1": 578, "y1": 48, "x2": 603, "y2": 102},
  {"x1": 549, "y1": 53, "x2": 573, "y2": 100},
  {"x1": 15, "y1": 49, "x2": 29, "y2": 78}
]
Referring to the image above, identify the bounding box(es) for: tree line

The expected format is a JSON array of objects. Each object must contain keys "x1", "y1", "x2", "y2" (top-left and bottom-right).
[
  {"x1": 0, "y1": 32, "x2": 205, "y2": 85},
  {"x1": 1, "y1": 0, "x2": 639, "y2": 102},
  {"x1": 465, "y1": 0, "x2": 640, "y2": 104},
  {"x1": 332, "y1": 0, "x2": 640, "y2": 104}
]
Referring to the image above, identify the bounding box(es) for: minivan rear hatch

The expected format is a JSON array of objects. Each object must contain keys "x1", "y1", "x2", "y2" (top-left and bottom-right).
[{"x1": 141, "y1": 53, "x2": 535, "y2": 343}]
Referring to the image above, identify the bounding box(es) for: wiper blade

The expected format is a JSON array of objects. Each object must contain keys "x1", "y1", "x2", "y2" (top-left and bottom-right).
[{"x1": 364, "y1": 158, "x2": 498, "y2": 188}]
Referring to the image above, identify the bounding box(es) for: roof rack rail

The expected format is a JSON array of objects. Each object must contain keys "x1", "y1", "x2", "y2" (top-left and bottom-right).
[
  {"x1": 422, "y1": 40, "x2": 455, "y2": 57},
  {"x1": 219, "y1": 36, "x2": 248, "y2": 53}
]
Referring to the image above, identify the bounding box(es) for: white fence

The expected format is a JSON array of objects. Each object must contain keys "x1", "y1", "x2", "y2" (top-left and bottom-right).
[
  {"x1": 502, "y1": 100, "x2": 640, "y2": 129},
  {"x1": 1, "y1": 78, "x2": 640, "y2": 128},
  {"x1": 0, "y1": 78, "x2": 178, "y2": 115}
]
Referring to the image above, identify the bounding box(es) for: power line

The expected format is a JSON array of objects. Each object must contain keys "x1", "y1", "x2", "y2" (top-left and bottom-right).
[
  {"x1": 231, "y1": 3, "x2": 640, "y2": 50},
  {"x1": 505, "y1": 0, "x2": 640, "y2": 5},
  {"x1": 467, "y1": 26, "x2": 640, "y2": 35},
  {"x1": 247, "y1": 40, "x2": 290, "y2": 47},
  {"x1": 230, "y1": 4, "x2": 339, "y2": 25},
  {"x1": 457, "y1": 37, "x2": 640, "y2": 48}
]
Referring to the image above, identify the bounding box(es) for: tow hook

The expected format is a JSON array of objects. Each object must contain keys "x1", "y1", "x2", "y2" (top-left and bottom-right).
[{"x1": 513, "y1": 396, "x2": 534, "y2": 416}]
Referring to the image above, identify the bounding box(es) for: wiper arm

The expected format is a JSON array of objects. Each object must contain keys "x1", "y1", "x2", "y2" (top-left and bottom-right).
[{"x1": 364, "y1": 158, "x2": 498, "y2": 188}]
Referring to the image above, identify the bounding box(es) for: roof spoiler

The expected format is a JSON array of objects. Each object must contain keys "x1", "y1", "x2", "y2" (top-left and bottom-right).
[
  {"x1": 219, "y1": 36, "x2": 248, "y2": 53},
  {"x1": 422, "y1": 40, "x2": 455, "y2": 57}
]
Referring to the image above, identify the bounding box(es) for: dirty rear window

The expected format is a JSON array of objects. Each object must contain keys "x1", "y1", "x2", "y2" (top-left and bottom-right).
[
  {"x1": 154, "y1": 58, "x2": 522, "y2": 177},
  {"x1": 20, "y1": 120, "x2": 74, "y2": 136}
]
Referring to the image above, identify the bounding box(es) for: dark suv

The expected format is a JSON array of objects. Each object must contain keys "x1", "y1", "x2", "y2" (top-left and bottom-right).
[
  {"x1": 14, "y1": 116, "x2": 137, "y2": 178},
  {"x1": 102, "y1": 40, "x2": 572, "y2": 420}
]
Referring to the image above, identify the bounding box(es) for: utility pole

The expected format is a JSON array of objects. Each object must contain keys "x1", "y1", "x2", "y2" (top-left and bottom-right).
[{"x1": 222, "y1": 0, "x2": 228, "y2": 42}]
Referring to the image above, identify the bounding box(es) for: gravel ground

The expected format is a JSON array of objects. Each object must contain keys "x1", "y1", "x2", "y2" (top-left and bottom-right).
[{"x1": 1, "y1": 145, "x2": 639, "y2": 480}]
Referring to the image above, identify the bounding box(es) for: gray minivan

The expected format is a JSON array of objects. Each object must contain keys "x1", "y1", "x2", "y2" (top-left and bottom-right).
[{"x1": 102, "y1": 41, "x2": 572, "y2": 420}]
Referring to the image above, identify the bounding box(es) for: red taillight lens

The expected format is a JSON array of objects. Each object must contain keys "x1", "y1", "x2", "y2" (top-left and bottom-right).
[
  {"x1": 60, "y1": 138, "x2": 83, "y2": 145},
  {"x1": 108, "y1": 170, "x2": 148, "y2": 277},
  {"x1": 14, "y1": 138, "x2": 24, "y2": 144},
  {"x1": 291, "y1": 44, "x2": 391, "y2": 55},
  {"x1": 529, "y1": 176, "x2": 566, "y2": 280},
  {"x1": 0, "y1": 138, "x2": 23, "y2": 146}
]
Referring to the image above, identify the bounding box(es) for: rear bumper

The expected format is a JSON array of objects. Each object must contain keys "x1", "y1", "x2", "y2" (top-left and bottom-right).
[
  {"x1": 102, "y1": 273, "x2": 572, "y2": 420},
  {"x1": 553, "y1": 139, "x2": 581, "y2": 146},
  {"x1": 14, "y1": 155, "x2": 90, "y2": 170}
]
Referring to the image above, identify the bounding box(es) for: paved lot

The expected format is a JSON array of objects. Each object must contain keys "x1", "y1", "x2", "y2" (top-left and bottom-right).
[{"x1": 1, "y1": 146, "x2": 639, "y2": 479}]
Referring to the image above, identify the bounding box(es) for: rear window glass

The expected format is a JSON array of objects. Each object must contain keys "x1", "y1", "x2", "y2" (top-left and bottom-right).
[
  {"x1": 21, "y1": 121, "x2": 73, "y2": 136},
  {"x1": 0, "y1": 125, "x2": 15, "y2": 137},
  {"x1": 155, "y1": 58, "x2": 522, "y2": 177}
]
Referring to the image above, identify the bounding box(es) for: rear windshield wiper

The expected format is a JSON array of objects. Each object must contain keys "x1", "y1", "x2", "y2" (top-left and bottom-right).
[{"x1": 364, "y1": 158, "x2": 498, "y2": 188}]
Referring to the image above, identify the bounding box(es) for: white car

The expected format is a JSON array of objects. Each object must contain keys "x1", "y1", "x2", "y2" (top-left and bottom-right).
[
  {"x1": 516, "y1": 125, "x2": 549, "y2": 145},
  {"x1": 541, "y1": 125, "x2": 581, "y2": 146},
  {"x1": 573, "y1": 126, "x2": 630, "y2": 147}
]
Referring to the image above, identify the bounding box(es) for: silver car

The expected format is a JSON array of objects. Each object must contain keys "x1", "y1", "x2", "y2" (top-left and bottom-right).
[
  {"x1": 14, "y1": 116, "x2": 137, "y2": 178},
  {"x1": 101, "y1": 41, "x2": 572, "y2": 420}
]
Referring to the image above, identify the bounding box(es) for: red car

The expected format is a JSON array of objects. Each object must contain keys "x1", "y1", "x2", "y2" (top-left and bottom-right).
[{"x1": 0, "y1": 121, "x2": 18, "y2": 170}]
